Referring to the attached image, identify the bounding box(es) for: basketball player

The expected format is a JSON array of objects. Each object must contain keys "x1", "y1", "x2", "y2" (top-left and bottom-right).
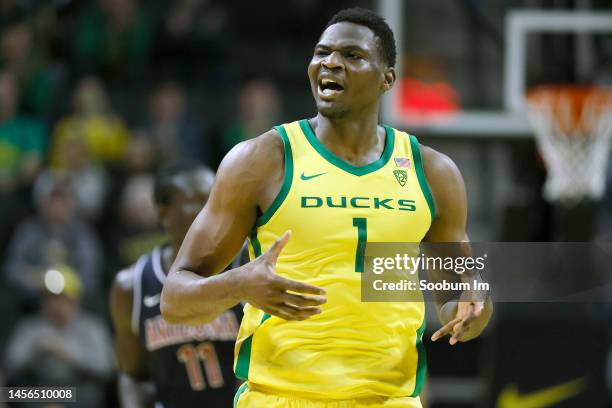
[
  {"x1": 110, "y1": 162, "x2": 243, "y2": 408},
  {"x1": 161, "y1": 8, "x2": 492, "y2": 408}
]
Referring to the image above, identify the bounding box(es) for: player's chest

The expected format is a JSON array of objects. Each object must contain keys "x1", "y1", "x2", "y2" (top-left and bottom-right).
[{"x1": 282, "y1": 167, "x2": 430, "y2": 242}]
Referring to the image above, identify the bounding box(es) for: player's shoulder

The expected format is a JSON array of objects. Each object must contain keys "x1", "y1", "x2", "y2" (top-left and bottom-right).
[
  {"x1": 419, "y1": 144, "x2": 462, "y2": 183},
  {"x1": 414, "y1": 141, "x2": 466, "y2": 216},
  {"x1": 113, "y1": 267, "x2": 136, "y2": 294},
  {"x1": 111, "y1": 253, "x2": 150, "y2": 296},
  {"x1": 215, "y1": 128, "x2": 285, "y2": 191},
  {"x1": 224, "y1": 128, "x2": 284, "y2": 166}
]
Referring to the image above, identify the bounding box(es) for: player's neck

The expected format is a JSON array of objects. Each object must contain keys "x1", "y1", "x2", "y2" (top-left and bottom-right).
[{"x1": 313, "y1": 113, "x2": 382, "y2": 160}]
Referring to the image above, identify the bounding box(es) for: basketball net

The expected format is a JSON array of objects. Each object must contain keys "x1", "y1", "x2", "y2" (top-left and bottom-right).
[{"x1": 526, "y1": 86, "x2": 612, "y2": 205}]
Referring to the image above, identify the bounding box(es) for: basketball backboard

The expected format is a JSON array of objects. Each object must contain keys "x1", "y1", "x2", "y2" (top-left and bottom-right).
[{"x1": 379, "y1": 0, "x2": 612, "y2": 138}]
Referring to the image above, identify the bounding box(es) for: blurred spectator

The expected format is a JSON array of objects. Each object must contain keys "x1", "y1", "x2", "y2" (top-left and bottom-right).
[
  {"x1": 222, "y1": 79, "x2": 281, "y2": 153},
  {"x1": 123, "y1": 132, "x2": 155, "y2": 174},
  {"x1": 165, "y1": 0, "x2": 227, "y2": 44},
  {"x1": 74, "y1": 0, "x2": 153, "y2": 80},
  {"x1": 139, "y1": 81, "x2": 212, "y2": 166},
  {"x1": 0, "y1": 70, "x2": 46, "y2": 194},
  {"x1": 3, "y1": 172, "x2": 103, "y2": 304},
  {"x1": 0, "y1": 17, "x2": 56, "y2": 116},
  {"x1": 50, "y1": 134, "x2": 109, "y2": 222},
  {"x1": 156, "y1": 0, "x2": 229, "y2": 81},
  {"x1": 0, "y1": 1, "x2": 23, "y2": 27},
  {"x1": 4, "y1": 267, "x2": 114, "y2": 408},
  {"x1": 0, "y1": 70, "x2": 46, "y2": 256},
  {"x1": 111, "y1": 174, "x2": 165, "y2": 268},
  {"x1": 50, "y1": 76, "x2": 130, "y2": 168},
  {"x1": 95, "y1": 133, "x2": 155, "y2": 270}
]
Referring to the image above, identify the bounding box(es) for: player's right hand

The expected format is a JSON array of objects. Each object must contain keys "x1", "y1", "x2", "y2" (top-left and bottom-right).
[{"x1": 235, "y1": 230, "x2": 327, "y2": 321}]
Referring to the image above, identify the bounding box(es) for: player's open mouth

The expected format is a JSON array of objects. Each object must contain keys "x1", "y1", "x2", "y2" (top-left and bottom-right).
[{"x1": 318, "y1": 78, "x2": 345, "y2": 98}]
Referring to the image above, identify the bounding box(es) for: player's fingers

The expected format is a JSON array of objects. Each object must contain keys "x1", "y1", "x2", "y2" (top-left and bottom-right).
[
  {"x1": 257, "y1": 305, "x2": 287, "y2": 320},
  {"x1": 278, "y1": 303, "x2": 322, "y2": 320},
  {"x1": 453, "y1": 319, "x2": 467, "y2": 335},
  {"x1": 267, "y1": 306, "x2": 299, "y2": 321},
  {"x1": 456, "y1": 303, "x2": 479, "y2": 325},
  {"x1": 472, "y1": 301, "x2": 484, "y2": 317},
  {"x1": 466, "y1": 302, "x2": 484, "y2": 321},
  {"x1": 457, "y1": 313, "x2": 474, "y2": 328},
  {"x1": 279, "y1": 292, "x2": 326, "y2": 308},
  {"x1": 266, "y1": 230, "x2": 291, "y2": 265},
  {"x1": 450, "y1": 323, "x2": 471, "y2": 345},
  {"x1": 262, "y1": 302, "x2": 320, "y2": 321},
  {"x1": 276, "y1": 276, "x2": 326, "y2": 296},
  {"x1": 435, "y1": 302, "x2": 481, "y2": 343},
  {"x1": 431, "y1": 317, "x2": 461, "y2": 341}
]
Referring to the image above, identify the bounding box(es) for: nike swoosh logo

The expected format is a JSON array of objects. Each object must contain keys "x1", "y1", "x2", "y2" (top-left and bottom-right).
[
  {"x1": 300, "y1": 172, "x2": 327, "y2": 181},
  {"x1": 497, "y1": 377, "x2": 586, "y2": 408},
  {"x1": 143, "y1": 294, "x2": 161, "y2": 308}
]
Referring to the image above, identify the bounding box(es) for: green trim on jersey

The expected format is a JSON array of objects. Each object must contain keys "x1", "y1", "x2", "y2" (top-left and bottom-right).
[
  {"x1": 233, "y1": 381, "x2": 249, "y2": 407},
  {"x1": 409, "y1": 135, "x2": 436, "y2": 220},
  {"x1": 234, "y1": 335, "x2": 253, "y2": 380},
  {"x1": 410, "y1": 318, "x2": 428, "y2": 397},
  {"x1": 249, "y1": 228, "x2": 262, "y2": 257},
  {"x1": 239, "y1": 126, "x2": 292, "y2": 380},
  {"x1": 235, "y1": 313, "x2": 271, "y2": 380},
  {"x1": 256, "y1": 125, "x2": 294, "y2": 227},
  {"x1": 299, "y1": 119, "x2": 395, "y2": 177}
]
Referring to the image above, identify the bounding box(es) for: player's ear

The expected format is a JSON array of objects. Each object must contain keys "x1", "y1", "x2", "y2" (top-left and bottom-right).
[{"x1": 382, "y1": 67, "x2": 395, "y2": 93}]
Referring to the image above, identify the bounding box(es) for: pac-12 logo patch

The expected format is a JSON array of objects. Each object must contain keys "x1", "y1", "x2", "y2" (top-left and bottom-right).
[{"x1": 393, "y1": 170, "x2": 407, "y2": 186}]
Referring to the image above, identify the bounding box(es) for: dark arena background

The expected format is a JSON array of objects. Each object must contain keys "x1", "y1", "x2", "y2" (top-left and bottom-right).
[{"x1": 0, "y1": 0, "x2": 611, "y2": 407}]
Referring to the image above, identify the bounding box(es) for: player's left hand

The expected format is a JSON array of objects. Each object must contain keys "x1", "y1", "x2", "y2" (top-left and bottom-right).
[{"x1": 431, "y1": 292, "x2": 492, "y2": 345}]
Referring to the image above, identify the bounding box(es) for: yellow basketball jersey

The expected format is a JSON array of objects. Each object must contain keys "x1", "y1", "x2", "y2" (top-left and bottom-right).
[{"x1": 234, "y1": 119, "x2": 435, "y2": 400}]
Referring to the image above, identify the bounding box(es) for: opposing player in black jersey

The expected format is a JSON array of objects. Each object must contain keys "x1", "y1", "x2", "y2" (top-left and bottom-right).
[{"x1": 110, "y1": 161, "x2": 243, "y2": 408}]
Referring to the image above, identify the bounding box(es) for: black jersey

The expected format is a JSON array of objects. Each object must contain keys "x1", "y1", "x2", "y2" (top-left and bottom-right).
[{"x1": 132, "y1": 246, "x2": 243, "y2": 408}]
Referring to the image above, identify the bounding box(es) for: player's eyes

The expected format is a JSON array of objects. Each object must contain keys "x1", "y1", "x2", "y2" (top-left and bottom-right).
[{"x1": 315, "y1": 49, "x2": 329, "y2": 56}]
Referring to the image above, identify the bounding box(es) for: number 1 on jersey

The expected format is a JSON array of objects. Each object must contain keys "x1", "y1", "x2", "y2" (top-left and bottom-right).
[{"x1": 353, "y1": 218, "x2": 367, "y2": 273}]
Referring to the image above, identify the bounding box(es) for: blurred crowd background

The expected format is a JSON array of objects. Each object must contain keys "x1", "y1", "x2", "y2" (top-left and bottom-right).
[
  {"x1": 1, "y1": 0, "x2": 611, "y2": 407},
  {"x1": 0, "y1": 0, "x2": 372, "y2": 405}
]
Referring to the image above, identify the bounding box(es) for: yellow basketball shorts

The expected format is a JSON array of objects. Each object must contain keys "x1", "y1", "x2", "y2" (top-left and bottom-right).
[{"x1": 234, "y1": 383, "x2": 423, "y2": 408}]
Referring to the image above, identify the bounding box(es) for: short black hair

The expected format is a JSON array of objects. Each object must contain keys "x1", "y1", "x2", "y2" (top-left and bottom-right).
[
  {"x1": 154, "y1": 160, "x2": 211, "y2": 205},
  {"x1": 326, "y1": 7, "x2": 396, "y2": 67}
]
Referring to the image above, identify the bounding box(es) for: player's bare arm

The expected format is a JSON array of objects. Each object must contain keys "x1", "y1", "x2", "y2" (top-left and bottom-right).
[
  {"x1": 110, "y1": 268, "x2": 155, "y2": 408},
  {"x1": 420, "y1": 145, "x2": 493, "y2": 345},
  {"x1": 161, "y1": 130, "x2": 326, "y2": 326}
]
